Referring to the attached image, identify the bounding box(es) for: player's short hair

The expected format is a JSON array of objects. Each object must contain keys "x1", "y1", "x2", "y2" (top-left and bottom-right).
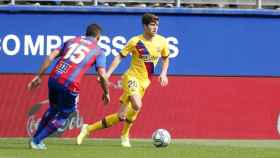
[
  {"x1": 142, "y1": 13, "x2": 159, "y2": 25},
  {"x1": 86, "y1": 23, "x2": 102, "y2": 37}
]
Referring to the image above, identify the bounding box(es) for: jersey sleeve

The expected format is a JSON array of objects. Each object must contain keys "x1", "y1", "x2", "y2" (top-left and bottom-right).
[
  {"x1": 119, "y1": 37, "x2": 135, "y2": 57},
  {"x1": 95, "y1": 51, "x2": 106, "y2": 68},
  {"x1": 161, "y1": 38, "x2": 170, "y2": 58}
]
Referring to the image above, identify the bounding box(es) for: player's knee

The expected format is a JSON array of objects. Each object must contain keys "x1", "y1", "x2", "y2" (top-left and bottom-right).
[
  {"x1": 118, "y1": 113, "x2": 126, "y2": 121},
  {"x1": 125, "y1": 118, "x2": 134, "y2": 124},
  {"x1": 125, "y1": 114, "x2": 137, "y2": 123},
  {"x1": 129, "y1": 95, "x2": 142, "y2": 111},
  {"x1": 50, "y1": 119, "x2": 66, "y2": 129},
  {"x1": 131, "y1": 102, "x2": 142, "y2": 111}
]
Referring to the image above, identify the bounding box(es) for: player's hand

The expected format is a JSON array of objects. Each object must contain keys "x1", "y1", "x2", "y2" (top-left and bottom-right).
[
  {"x1": 27, "y1": 75, "x2": 42, "y2": 90},
  {"x1": 102, "y1": 93, "x2": 110, "y2": 105},
  {"x1": 159, "y1": 74, "x2": 168, "y2": 87}
]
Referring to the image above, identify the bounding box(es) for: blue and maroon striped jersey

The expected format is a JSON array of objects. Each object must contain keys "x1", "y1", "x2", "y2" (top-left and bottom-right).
[{"x1": 49, "y1": 36, "x2": 106, "y2": 92}]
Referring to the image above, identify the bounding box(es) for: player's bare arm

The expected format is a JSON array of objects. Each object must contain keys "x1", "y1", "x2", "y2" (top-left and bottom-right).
[
  {"x1": 97, "y1": 67, "x2": 110, "y2": 105},
  {"x1": 27, "y1": 50, "x2": 60, "y2": 90},
  {"x1": 159, "y1": 56, "x2": 169, "y2": 87},
  {"x1": 105, "y1": 54, "x2": 124, "y2": 79}
]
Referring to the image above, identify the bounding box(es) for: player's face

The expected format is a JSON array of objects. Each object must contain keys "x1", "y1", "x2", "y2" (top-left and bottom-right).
[
  {"x1": 96, "y1": 32, "x2": 101, "y2": 41},
  {"x1": 145, "y1": 21, "x2": 159, "y2": 36}
]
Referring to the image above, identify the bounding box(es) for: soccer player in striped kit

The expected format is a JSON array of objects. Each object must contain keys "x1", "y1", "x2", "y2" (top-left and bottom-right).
[{"x1": 27, "y1": 23, "x2": 110, "y2": 150}]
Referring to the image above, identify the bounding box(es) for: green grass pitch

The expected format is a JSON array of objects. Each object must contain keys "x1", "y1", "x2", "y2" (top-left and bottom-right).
[{"x1": 1, "y1": 138, "x2": 280, "y2": 158}]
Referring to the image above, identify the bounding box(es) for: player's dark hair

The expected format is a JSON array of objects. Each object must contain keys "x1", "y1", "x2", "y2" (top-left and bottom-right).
[
  {"x1": 142, "y1": 13, "x2": 159, "y2": 25},
  {"x1": 86, "y1": 23, "x2": 102, "y2": 37}
]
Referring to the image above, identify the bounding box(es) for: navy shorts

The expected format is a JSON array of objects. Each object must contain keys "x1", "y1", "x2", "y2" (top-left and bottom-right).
[{"x1": 48, "y1": 78, "x2": 79, "y2": 113}]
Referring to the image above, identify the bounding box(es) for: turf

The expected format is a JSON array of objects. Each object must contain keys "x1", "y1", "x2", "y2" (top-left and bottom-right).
[{"x1": 1, "y1": 138, "x2": 280, "y2": 158}]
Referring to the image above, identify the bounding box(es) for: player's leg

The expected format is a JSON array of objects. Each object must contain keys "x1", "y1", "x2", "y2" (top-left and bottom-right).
[
  {"x1": 30, "y1": 81, "x2": 60, "y2": 149},
  {"x1": 33, "y1": 105, "x2": 57, "y2": 138},
  {"x1": 32, "y1": 111, "x2": 71, "y2": 147},
  {"x1": 121, "y1": 96, "x2": 141, "y2": 136},
  {"x1": 89, "y1": 113, "x2": 123, "y2": 131},
  {"x1": 31, "y1": 97, "x2": 76, "y2": 148},
  {"x1": 34, "y1": 82, "x2": 59, "y2": 136},
  {"x1": 31, "y1": 80, "x2": 78, "y2": 149},
  {"x1": 91, "y1": 76, "x2": 135, "y2": 131},
  {"x1": 120, "y1": 76, "x2": 145, "y2": 147},
  {"x1": 120, "y1": 95, "x2": 142, "y2": 147},
  {"x1": 77, "y1": 76, "x2": 131, "y2": 145},
  {"x1": 31, "y1": 106, "x2": 58, "y2": 149},
  {"x1": 77, "y1": 103, "x2": 128, "y2": 145}
]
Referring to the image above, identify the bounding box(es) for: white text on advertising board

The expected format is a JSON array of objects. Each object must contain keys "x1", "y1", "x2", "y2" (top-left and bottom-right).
[{"x1": 0, "y1": 34, "x2": 179, "y2": 58}]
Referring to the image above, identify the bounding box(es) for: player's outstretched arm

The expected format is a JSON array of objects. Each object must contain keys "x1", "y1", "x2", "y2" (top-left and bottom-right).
[
  {"x1": 97, "y1": 67, "x2": 110, "y2": 105},
  {"x1": 27, "y1": 50, "x2": 60, "y2": 90},
  {"x1": 159, "y1": 57, "x2": 169, "y2": 87},
  {"x1": 105, "y1": 55, "x2": 123, "y2": 79}
]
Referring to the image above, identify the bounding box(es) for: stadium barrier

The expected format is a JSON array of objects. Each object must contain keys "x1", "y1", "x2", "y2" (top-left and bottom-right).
[
  {"x1": 0, "y1": 6, "x2": 280, "y2": 139},
  {"x1": 4, "y1": 0, "x2": 280, "y2": 8}
]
